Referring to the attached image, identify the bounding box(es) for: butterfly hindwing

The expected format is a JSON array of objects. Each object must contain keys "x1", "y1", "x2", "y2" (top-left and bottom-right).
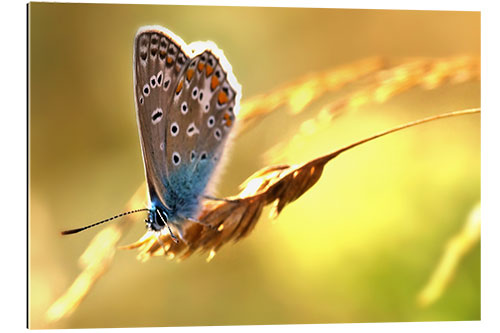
[{"x1": 165, "y1": 50, "x2": 237, "y2": 199}]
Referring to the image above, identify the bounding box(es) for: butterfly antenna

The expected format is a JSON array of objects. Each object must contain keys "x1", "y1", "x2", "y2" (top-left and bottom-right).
[{"x1": 60, "y1": 208, "x2": 150, "y2": 235}]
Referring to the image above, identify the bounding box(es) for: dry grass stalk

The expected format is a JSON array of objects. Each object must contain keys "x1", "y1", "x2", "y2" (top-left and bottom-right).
[
  {"x1": 45, "y1": 184, "x2": 146, "y2": 323},
  {"x1": 47, "y1": 108, "x2": 479, "y2": 324},
  {"x1": 236, "y1": 57, "x2": 385, "y2": 134},
  {"x1": 417, "y1": 202, "x2": 481, "y2": 307},
  {"x1": 122, "y1": 108, "x2": 480, "y2": 263},
  {"x1": 266, "y1": 55, "x2": 480, "y2": 162}
]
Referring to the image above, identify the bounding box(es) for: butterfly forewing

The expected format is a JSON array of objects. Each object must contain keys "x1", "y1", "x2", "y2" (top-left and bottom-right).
[{"x1": 133, "y1": 28, "x2": 190, "y2": 204}]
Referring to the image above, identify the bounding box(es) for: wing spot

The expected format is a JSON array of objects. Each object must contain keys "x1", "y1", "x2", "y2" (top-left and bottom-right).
[
  {"x1": 172, "y1": 152, "x2": 181, "y2": 166},
  {"x1": 191, "y1": 87, "x2": 198, "y2": 99},
  {"x1": 163, "y1": 78, "x2": 170, "y2": 90},
  {"x1": 170, "y1": 122, "x2": 179, "y2": 136},
  {"x1": 214, "y1": 128, "x2": 222, "y2": 141},
  {"x1": 187, "y1": 122, "x2": 199, "y2": 137},
  {"x1": 217, "y1": 90, "x2": 228, "y2": 105},
  {"x1": 151, "y1": 108, "x2": 163, "y2": 125},
  {"x1": 186, "y1": 69, "x2": 194, "y2": 81},
  {"x1": 223, "y1": 113, "x2": 232, "y2": 126},
  {"x1": 160, "y1": 142, "x2": 165, "y2": 151},
  {"x1": 181, "y1": 102, "x2": 188, "y2": 114},
  {"x1": 139, "y1": 96, "x2": 144, "y2": 105},
  {"x1": 207, "y1": 116, "x2": 215, "y2": 128},
  {"x1": 175, "y1": 81, "x2": 183, "y2": 95},
  {"x1": 211, "y1": 76, "x2": 219, "y2": 90},
  {"x1": 204, "y1": 104, "x2": 210, "y2": 112},
  {"x1": 143, "y1": 84, "x2": 150, "y2": 96},
  {"x1": 190, "y1": 150, "x2": 196, "y2": 162},
  {"x1": 199, "y1": 91, "x2": 204, "y2": 101},
  {"x1": 200, "y1": 151, "x2": 208, "y2": 160},
  {"x1": 206, "y1": 65, "x2": 213, "y2": 76},
  {"x1": 157, "y1": 71, "x2": 163, "y2": 85},
  {"x1": 150, "y1": 75, "x2": 157, "y2": 88}
]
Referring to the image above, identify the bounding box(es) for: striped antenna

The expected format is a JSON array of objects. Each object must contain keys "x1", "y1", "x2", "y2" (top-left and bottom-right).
[{"x1": 60, "y1": 208, "x2": 150, "y2": 235}]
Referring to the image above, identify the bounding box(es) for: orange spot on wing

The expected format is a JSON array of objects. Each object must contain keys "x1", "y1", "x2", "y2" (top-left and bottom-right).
[
  {"x1": 206, "y1": 65, "x2": 213, "y2": 76},
  {"x1": 197, "y1": 62, "x2": 205, "y2": 71},
  {"x1": 167, "y1": 57, "x2": 173, "y2": 64},
  {"x1": 211, "y1": 76, "x2": 219, "y2": 90},
  {"x1": 176, "y1": 80, "x2": 183, "y2": 94},
  {"x1": 223, "y1": 113, "x2": 232, "y2": 126},
  {"x1": 186, "y1": 69, "x2": 194, "y2": 81},
  {"x1": 218, "y1": 91, "x2": 228, "y2": 105}
]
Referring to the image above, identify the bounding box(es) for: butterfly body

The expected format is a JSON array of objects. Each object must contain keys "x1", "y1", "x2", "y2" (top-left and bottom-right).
[{"x1": 133, "y1": 26, "x2": 241, "y2": 238}]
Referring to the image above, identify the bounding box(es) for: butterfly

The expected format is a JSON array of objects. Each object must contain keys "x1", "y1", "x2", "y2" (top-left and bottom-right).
[{"x1": 62, "y1": 26, "x2": 241, "y2": 243}]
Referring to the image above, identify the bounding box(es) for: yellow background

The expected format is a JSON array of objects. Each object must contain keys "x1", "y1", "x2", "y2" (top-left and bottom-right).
[{"x1": 29, "y1": 3, "x2": 480, "y2": 328}]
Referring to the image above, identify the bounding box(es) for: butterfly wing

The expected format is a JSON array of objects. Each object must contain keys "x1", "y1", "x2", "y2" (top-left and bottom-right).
[
  {"x1": 133, "y1": 27, "x2": 191, "y2": 207},
  {"x1": 134, "y1": 26, "x2": 241, "y2": 226},
  {"x1": 162, "y1": 45, "x2": 241, "y2": 220}
]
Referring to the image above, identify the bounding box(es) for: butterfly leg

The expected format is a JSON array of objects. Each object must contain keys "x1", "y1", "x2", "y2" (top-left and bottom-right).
[
  {"x1": 153, "y1": 231, "x2": 169, "y2": 254},
  {"x1": 179, "y1": 215, "x2": 217, "y2": 231},
  {"x1": 202, "y1": 195, "x2": 240, "y2": 203},
  {"x1": 156, "y1": 209, "x2": 179, "y2": 244}
]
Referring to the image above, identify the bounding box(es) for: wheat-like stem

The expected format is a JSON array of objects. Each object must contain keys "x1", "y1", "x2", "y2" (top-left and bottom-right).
[{"x1": 124, "y1": 108, "x2": 480, "y2": 262}]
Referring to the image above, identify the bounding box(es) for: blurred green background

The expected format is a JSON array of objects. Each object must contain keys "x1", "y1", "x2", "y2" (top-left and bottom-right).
[{"x1": 29, "y1": 3, "x2": 480, "y2": 328}]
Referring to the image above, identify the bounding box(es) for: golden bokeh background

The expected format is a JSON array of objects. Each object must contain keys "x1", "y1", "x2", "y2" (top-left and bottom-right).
[{"x1": 29, "y1": 3, "x2": 480, "y2": 328}]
